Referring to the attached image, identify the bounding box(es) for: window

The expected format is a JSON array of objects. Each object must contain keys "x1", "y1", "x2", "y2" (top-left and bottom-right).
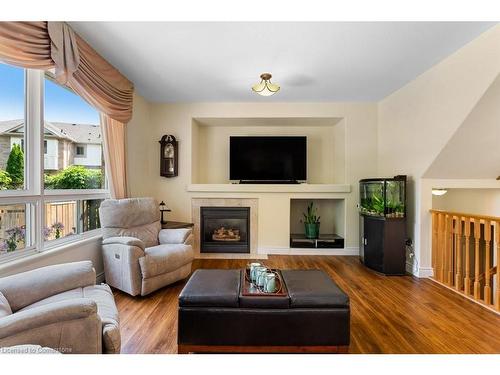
[
  {"x1": 44, "y1": 74, "x2": 104, "y2": 189},
  {"x1": 75, "y1": 144, "x2": 86, "y2": 157},
  {"x1": 0, "y1": 62, "x2": 26, "y2": 191},
  {"x1": 0, "y1": 61, "x2": 109, "y2": 263},
  {"x1": 0, "y1": 203, "x2": 34, "y2": 256},
  {"x1": 44, "y1": 199, "x2": 102, "y2": 243},
  {"x1": 0, "y1": 204, "x2": 26, "y2": 253}
]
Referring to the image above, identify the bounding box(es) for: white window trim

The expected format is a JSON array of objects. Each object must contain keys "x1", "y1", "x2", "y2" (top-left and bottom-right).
[{"x1": 0, "y1": 67, "x2": 109, "y2": 264}]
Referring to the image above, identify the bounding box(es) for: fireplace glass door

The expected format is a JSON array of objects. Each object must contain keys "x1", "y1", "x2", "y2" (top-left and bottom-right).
[{"x1": 200, "y1": 207, "x2": 250, "y2": 253}]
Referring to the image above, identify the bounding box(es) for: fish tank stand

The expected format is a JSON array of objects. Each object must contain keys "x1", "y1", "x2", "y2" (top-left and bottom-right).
[{"x1": 359, "y1": 175, "x2": 407, "y2": 275}]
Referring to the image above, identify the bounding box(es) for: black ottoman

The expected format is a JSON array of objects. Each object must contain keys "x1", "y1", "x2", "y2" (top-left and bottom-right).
[{"x1": 178, "y1": 269, "x2": 350, "y2": 353}]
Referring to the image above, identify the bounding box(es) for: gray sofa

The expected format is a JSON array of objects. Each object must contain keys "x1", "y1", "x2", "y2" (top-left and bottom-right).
[
  {"x1": 0, "y1": 261, "x2": 120, "y2": 354},
  {"x1": 99, "y1": 198, "x2": 194, "y2": 296}
]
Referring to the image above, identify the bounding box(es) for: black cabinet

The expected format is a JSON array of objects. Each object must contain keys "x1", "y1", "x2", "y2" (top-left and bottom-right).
[{"x1": 360, "y1": 215, "x2": 406, "y2": 275}]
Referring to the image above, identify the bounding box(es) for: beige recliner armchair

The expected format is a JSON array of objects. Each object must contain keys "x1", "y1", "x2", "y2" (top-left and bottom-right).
[
  {"x1": 0, "y1": 261, "x2": 120, "y2": 354},
  {"x1": 99, "y1": 198, "x2": 194, "y2": 296}
]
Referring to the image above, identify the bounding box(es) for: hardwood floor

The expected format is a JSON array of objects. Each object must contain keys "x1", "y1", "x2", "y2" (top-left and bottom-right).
[{"x1": 113, "y1": 256, "x2": 500, "y2": 354}]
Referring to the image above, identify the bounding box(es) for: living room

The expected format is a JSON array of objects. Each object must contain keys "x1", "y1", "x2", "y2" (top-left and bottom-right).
[{"x1": 1, "y1": 1, "x2": 500, "y2": 373}]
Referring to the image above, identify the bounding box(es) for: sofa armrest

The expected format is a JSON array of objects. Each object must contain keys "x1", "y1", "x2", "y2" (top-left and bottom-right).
[
  {"x1": 0, "y1": 298, "x2": 98, "y2": 340},
  {"x1": 103, "y1": 236, "x2": 145, "y2": 251},
  {"x1": 0, "y1": 261, "x2": 96, "y2": 312},
  {"x1": 159, "y1": 229, "x2": 192, "y2": 245},
  {"x1": 101, "y1": 238, "x2": 145, "y2": 296}
]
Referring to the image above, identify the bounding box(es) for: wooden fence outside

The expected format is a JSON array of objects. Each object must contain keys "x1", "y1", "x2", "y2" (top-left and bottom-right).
[
  {"x1": 430, "y1": 209, "x2": 499, "y2": 312},
  {"x1": 44, "y1": 201, "x2": 77, "y2": 240},
  {"x1": 1, "y1": 201, "x2": 100, "y2": 243}
]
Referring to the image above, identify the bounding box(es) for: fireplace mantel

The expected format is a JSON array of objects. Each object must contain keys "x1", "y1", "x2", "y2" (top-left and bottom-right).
[{"x1": 187, "y1": 184, "x2": 351, "y2": 193}]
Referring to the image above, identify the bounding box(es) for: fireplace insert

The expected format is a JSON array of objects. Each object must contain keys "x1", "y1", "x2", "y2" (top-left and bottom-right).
[{"x1": 200, "y1": 207, "x2": 250, "y2": 253}]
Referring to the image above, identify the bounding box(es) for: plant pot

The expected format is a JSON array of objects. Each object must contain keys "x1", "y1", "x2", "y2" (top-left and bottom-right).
[{"x1": 304, "y1": 223, "x2": 320, "y2": 239}]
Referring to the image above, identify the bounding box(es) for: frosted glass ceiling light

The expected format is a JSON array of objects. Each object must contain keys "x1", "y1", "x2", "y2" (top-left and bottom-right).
[
  {"x1": 432, "y1": 189, "x2": 448, "y2": 196},
  {"x1": 252, "y1": 73, "x2": 280, "y2": 96}
]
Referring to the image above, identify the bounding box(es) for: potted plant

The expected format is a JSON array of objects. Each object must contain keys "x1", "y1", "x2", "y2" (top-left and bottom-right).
[{"x1": 302, "y1": 202, "x2": 320, "y2": 239}]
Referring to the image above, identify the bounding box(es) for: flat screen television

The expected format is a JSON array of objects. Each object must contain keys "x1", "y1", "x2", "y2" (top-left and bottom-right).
[{"x1": 229, "y1": 136, "x2": 307, "y2": 183}]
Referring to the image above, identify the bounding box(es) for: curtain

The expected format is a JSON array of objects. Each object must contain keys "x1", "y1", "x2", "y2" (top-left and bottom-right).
[
  {"x1": 100, "y1": 114, "x2": 128, "y2": 199},
  {"x1": 0, "y1": 21, "x2": 134, "y2": 198},
  {"x1": 47, "y1": 22, "x2": 80, "y2": 84},
  {"x1": 0, "y1": 22, "x2": 53, "y2": 69},
  {"x1": 69, "y1": 34, "x2": 134, "y2": 124}
]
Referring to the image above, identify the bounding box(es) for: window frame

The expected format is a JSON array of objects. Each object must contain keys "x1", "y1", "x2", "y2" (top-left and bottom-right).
[
  {"x1": 0, "y1": 67, "x2": 109, "y2": 264},
  {"x1": 75, "y1": 144, "x2": 86, "y2": 157}
]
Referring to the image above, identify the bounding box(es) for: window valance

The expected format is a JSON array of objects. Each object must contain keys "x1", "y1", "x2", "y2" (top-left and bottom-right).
[{"x1": 0, "y1": 21, "x2": 134, "y2": 123}]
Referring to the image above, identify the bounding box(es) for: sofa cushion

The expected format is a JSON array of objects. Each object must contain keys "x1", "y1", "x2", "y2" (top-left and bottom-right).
[
  {"x1": 0, "y1": 291, "x2": 12, "y2": 318},
  {"x1": 18, "y1": 284, "x2": 120, "y2": 354},
  {"x1": 281, "y1": 270, "x2": 349, "y2": 308},
  {"x1": 159, "y1": 228, "x2": 192, "y2": 244},
  {"x1": 103, "y1": 221, "x2": 161, "y2": 248},
  {"x1": 99, "y1": 198, "x2": 160, "y2": 229},
  {"x1": 139, "y1": 244, "x2": 194, "y2": 279},
  {"x1": 82, "y1": 284, "x2": 120, "y2": 354},
  {"x1": 0, "y1": 261, "x2": 95, "y2": 312},
  {"x1": 179, "y1": 269, "x2": 240, "y2": 308},
  {"x1": 99, "y1": 198, "x2": 161, "y2": 248}
]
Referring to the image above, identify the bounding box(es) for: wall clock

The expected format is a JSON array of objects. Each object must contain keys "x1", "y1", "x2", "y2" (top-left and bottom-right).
[{"x1": 159, "y1": 135, "x2": 178, "y2": 177}]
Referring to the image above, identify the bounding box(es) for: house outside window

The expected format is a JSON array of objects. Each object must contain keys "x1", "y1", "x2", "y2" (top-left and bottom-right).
[{"x1": 0, "y1": 61, "x2": 109, "y2": 261}]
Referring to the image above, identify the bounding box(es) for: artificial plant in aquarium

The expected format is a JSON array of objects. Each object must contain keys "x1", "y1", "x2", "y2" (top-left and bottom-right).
[
  {"x1": 359, "y1": 178, "x2": 405, "y2": 218},
  {"x1": 385, "y1": 180, "x2": 405, "y2": 218}
]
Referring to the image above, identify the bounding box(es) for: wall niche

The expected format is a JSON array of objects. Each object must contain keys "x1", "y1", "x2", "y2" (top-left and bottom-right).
[{"x1": 191, "y1": 117, "x2": 346, "y2": 185}]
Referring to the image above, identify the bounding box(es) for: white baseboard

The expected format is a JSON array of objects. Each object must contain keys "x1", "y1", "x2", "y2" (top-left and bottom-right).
[
  {"x1": 258, "y1": 246, "x2": 359, "y2": 256},
  {"x1": 417, "y1": 267, "x2": 434, "y2": 278},
  {"x1": 406, "y1": 261, "x2": 416, "y2": 276}
]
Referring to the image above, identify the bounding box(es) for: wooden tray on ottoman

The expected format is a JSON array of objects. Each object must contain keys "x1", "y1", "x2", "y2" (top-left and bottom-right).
[{"x1": 241, "y1": 268, "x2": 288, "y2": 297}]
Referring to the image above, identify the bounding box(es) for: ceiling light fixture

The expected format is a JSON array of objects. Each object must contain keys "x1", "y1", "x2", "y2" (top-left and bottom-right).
[
  {"x1": 252, "y1": 73, "x2": 280, "y2": 96},
  {"x1": 432, "y1": 188, "x2": 448, "y2": 196}
]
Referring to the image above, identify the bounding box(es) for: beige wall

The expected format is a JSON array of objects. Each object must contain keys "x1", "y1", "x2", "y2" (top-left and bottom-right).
[
  {"x1": 127, "y1": 102, "x2": 378, "y2": 251},
  {"x1": 432, "y1": 188, "x2": 500, "y2": 217}
]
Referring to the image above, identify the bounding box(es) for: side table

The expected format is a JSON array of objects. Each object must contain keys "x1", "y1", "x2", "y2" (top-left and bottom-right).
[{"x1": 162, "y1": 221, "x2": 194, "y2": 230}]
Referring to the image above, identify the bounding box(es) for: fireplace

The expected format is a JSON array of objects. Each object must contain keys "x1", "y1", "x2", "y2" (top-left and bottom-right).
[{"x1": 200, "y1": 207, "x2": 250, "y2": 253}]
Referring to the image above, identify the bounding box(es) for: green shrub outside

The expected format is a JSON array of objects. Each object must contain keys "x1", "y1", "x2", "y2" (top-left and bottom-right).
[
  {"x1": 44, "y1": 165, "x2": 103, "y2": 189},
  {"x1": 5, "y1": 144, "x2": 24, "y2": 188},
  {"x1": 0, "y1": 170, "x2": 12, "y2": 190}
]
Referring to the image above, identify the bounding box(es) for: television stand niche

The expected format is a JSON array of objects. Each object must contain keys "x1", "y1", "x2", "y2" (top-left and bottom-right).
[{"x1": 290, "y1": 234, "x2": 344, "y2": 249}]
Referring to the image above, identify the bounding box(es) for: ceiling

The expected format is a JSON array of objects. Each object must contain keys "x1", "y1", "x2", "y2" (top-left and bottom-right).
[{"x1": 70, "y1": 22, "x2": 496, "y2": 103}]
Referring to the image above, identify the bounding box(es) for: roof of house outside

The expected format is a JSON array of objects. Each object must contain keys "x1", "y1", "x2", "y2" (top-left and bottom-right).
[{"x1": 0, "y1": 120, "x2": 101, "y2": 144}]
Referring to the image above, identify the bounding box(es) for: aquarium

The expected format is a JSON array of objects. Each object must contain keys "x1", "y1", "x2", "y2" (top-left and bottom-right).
[{"x1": 359, "y1": 176, "x2": 406, "y2": 218}]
